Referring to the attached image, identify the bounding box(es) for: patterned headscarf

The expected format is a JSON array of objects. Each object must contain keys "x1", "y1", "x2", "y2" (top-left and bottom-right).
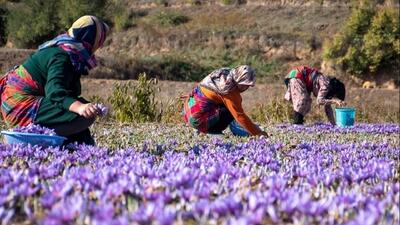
[
  {"x1": 200, "y1": 65, "x2": 256, "y2": 95},
  {"x1": 38, "y1": 15, "x2": 109, "y2": 75}
]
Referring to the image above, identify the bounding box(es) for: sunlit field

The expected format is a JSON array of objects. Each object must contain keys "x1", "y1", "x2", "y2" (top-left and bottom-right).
[{"x1": 1, "y1": 122, "x2": 399, "y2": 225}]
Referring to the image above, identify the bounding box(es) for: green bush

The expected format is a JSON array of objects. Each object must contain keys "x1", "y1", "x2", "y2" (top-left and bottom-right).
[
  {"x1": 104, "y1": 0, "x2": 142, "y2": 32},
  {"x1": 153, "y1": 11, "x2": 189, "y2": 27},
  {"x1": 108, "y1": 74, "x2": 159, "y2": 123},
  {"x1": 131, "y1": 74, "x2": 159, "y2": 123},
  {"x1": 323, "y1": 6, "x2": 375, "y2": 71},
  {"x1": 108, "y1": 6, "x2": 134, "y2": 32},
  {"x1": 4, "y1": 0, "x2": 109, "y2": 47},
  {"x1": 363, "y1": 8, "x2": 399, "y2": 72},
  {"x1": 107, "y1": 81, "x2": 135, "y2": 123},
  {"x1": 57, "y1": 0, "x2": 107, "y2": 29},
  {"x1": 323, "y1": 4, "x2": 399, "y2": 76},
  {"x1": 6, "y1": 0, "x2": 59, "y2": 48}
]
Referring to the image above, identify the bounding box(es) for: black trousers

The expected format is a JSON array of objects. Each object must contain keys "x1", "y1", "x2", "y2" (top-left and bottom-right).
[
  {"x1": 293, "y1": 111, "x2": 304, "y2": 125},
  {"x1": 41, "y1": 116, "x2": 96, "y2": 145},
  {"x1": 208, "y1": 107, "x2": 234, "y2": 134}
]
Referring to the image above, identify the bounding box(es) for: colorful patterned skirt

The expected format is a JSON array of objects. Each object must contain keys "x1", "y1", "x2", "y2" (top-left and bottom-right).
[
  {"x1": 0, "y1": 66, "x2": 44, "y2": 127},
  {"x1": 183, "y1": 86, "x2": 224, "y2": 133}
]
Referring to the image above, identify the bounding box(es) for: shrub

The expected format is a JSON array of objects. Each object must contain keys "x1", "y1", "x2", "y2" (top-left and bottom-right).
[
  {"x1": 105, "y1": 0, "x2": 137, "y2": 32},
  {"x1": 323, "y1": 3, "x2": 399, "y2": 76},
  {"x1": 57, "y1": 0, "x2": 107, "y2": 29},
  {"x1": 108, "y1": 74, "x2": 159, "y2": 123},
  {"x1": 110, "y1": 8, "x2": 133, "y2": 32},
  {"x1": 153, "y1": 11, "x2": 189, "y2": 27},
  {"x1": 363, "y1": 8, "x2": 400, "y2": 72},
  {"x1": 131, "y1": 74, "x2": 158, "y2": 123},
  {"x1": 4, "y1": 0, "x2": 109, "y2": 47},
  {"x1": 322, "y1": 6, "x2": 375, "y2": 73},
  {"x1": 6, "y1": 0, "x2": 59, "y2": 48},
  {"x1": 107, "y1": 81, "x2": 135, "y2": 123}
]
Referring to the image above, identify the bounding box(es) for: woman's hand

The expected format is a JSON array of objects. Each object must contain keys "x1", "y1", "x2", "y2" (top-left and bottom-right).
[
  {"x1": 334, "y1": 99, "x2": 346, "y2": 107},
  {"x1": 69, "y1": 101, "x2": 99, "y2": 119},
  {"x1": 260, "y1": 131, "x2": 269, "y2": 137},
  {"x1": 78, "y1": 103, "x2": 100, "y2": 119}
]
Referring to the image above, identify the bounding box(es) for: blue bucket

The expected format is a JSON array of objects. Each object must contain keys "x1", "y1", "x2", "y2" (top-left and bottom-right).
[
  {"x1": 1, "y1": 131, "x2": 66, "y2": 147},
  {"x1": 335, "y1": 107, "x2": 356, "y2": 127},
  {"x1": 229, "y1": 120, "x2": 250, "y2": 137}
]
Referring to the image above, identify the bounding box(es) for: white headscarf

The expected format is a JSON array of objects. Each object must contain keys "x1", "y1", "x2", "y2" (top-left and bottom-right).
[{"x1": 199, "y1": 65, "x2": 256, "y2": 95}]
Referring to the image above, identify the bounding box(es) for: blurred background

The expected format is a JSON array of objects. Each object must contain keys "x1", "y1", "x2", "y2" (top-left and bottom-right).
[{"x1": 0, "y1": 0, "x2": 398, "y2": 123}]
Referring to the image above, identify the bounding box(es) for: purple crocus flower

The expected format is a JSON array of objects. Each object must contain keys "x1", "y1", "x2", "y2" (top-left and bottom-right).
[
  {"x1": 12, "y1": 123, "x2": 56, "y2": 135},
  {"x1": 94, "y1": 103, "x2": 108, "y2": 117}
]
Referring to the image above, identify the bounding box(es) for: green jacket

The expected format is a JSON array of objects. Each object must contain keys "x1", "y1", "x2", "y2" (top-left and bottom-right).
[{"x1": 22, "y1": 47, "x2": 82, "y2": 124}]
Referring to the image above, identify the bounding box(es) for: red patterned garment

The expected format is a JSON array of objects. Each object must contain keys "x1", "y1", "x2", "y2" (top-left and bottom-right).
[
  {"x1": 183, "y1": 86, "x2": 222, "y2": 133},
  {"x1": 0, "y1": 66, "x2": 44, "y2": 127}
]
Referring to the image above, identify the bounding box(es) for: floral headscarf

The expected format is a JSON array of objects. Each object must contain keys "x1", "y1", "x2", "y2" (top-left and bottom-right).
[
  {"x1": 38, "y1": 15, "x2": 109, "y2": 75},
  {"x1": 200, "y1": 65, "x2": 256, "y2": 95}
]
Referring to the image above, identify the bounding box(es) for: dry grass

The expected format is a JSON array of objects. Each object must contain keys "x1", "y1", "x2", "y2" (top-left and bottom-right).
[{"x1": 81, "y1": 79, "x2": 400, "y2": 124}]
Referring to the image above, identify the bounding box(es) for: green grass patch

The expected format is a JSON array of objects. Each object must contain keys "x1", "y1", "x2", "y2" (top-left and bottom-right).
[{"x1": 152, "y1": 11, "x2": 190, "y2": 27}]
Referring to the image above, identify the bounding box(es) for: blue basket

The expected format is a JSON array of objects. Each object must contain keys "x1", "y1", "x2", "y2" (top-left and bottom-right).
[
  {"x1": 1, "y1": 131, "x2": 66, "y2": 147},
  {"x1": 229, "y1": 120, "x2": 250, "y2": 137},
  {"x1": 335, "y1": 107, "x2": 356, "y2": 127}
]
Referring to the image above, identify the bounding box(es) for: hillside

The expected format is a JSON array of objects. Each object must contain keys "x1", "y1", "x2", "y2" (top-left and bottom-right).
[
  {"x1": 0, "y1": 0, "x2": 398, "y2": 88},
  {"x1": 95, "y1": 1, "x2": 352, "y2": 81}
]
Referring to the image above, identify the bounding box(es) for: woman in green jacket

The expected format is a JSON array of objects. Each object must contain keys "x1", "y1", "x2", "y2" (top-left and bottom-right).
[{"x1": 0, "y1": 15, "x2": 109, "y2": 145}]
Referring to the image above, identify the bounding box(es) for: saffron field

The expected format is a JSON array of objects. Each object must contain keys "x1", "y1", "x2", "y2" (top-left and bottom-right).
[{"x1": 0, "y1": 123, "x2": 399, "y2": 225}]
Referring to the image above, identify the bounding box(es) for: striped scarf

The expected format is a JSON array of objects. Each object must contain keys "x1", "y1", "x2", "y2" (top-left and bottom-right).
[
  {"x1": 38, "y1": 34, "x2": 96, "y2": 75},
  {"x1": 38, "y1": 15, "x2": 109, "y2": 75}
]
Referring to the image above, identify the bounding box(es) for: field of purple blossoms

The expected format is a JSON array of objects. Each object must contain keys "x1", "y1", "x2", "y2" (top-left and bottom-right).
[{"x1": 0, "y1": 123, "x2": 399, "y2": 225}]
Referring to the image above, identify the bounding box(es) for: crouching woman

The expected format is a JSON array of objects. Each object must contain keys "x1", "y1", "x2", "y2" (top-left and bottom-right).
[
  {"x1": 284, "y1": 66, "x2": 346, "y2": 125},
  {"x1": 182, "y1": 65, "x2": 267, "y2": 136},
  {"x1": 0, "y1": 15, "x2": 109, "y2": 145}
]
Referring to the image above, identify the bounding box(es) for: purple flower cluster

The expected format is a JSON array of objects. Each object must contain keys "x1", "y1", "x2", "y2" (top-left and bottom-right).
[
  {"x1": 0, "y1": 124, "x2": 398, "y2": 225},
  {"x1": 95, "y1": 103, "x2": 108, "y2": 117},
  {"x1": 276, "y1": 123, "x2": 400, "y2": 134},
  {"x1": 11, "y1": 123, "x2": 56, "y2": 135}
]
